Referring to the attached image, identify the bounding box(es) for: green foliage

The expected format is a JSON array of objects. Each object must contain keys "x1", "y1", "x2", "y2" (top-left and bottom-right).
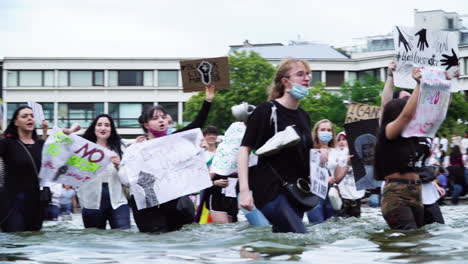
[
  {"x1": 340, "y1": 77, "x2": 384, "y2": 106},
  {"x1": 438, "y1": 92, "x2": 468, "y2": 136},
  {"x1": 183, "y1": 50, "x2": 275, "y2": 131},
  {"x1": 300, "y1": 82, "x2": 347, "y2": 130}
]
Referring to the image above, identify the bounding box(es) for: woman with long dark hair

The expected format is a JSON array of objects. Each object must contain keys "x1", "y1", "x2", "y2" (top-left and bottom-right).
[
  {"x1": 78, "y1": 114, "x2": 130, "y2": 229},
  {"x1": 0, "y1": 106, "x2": 45, "y2": 232},
  {"x1": 374, "y1": 68, "x2": 423, "y2": 230},
  {"x1": 119, "y1": 85, "x2": 215, "y2": 233}
]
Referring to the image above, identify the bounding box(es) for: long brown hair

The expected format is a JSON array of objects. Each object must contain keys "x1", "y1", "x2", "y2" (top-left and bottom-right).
[
  {"x1": 312, "y1": 119, "x2": 336, "y2": 148},
  {"x1": 268, "y1": 58, "x2": 311, "y2": 100}
]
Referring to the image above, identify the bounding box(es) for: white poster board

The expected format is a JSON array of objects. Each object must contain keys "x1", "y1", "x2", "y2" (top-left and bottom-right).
[
  {"x1": 393, "y1": 26, "x2": 460, "y2": 91},
  {"x1": 211, "y1": 122, "x2": 257, "y2": 176},
  {"x1": 310, "y1": 149, "x2": 328, "y2": 199},
  {"x1": 121, "y1": 128, "x2": 212, "y2": 210},
  {"x1": 402, "y1": 68, "x2": 451, "y2": 138},
  {"x1": 39, "y1": 128, "x2": 114, "y2": 187},
  {"x1": 27, "y1": 101, "x2": 45, "y2": 123}
]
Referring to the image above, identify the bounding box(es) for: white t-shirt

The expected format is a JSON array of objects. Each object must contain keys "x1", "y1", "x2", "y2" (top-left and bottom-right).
[
  {"x1": 431, "y1": 137, "x2": 440, "y2": 152},
  {"x1": 335, "y1": 148, "x2": 365, "y2": 200},
  {"x1": 421, "y1": 182, "x2": 440, "y2": 205},
  {"x1": 440, "y1": 138, "x2": 448, "y2": 152},
  {"x1": 461, "y1": 138, "x2": 468, "y2": 155}
]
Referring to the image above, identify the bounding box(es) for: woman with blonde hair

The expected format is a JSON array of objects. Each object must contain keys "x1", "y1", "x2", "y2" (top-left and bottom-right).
[
  {"x1": 238, "y1": 58, "x2": 315, "y2": 233},
  {"x1": 307, "y1": 119, "x2": 341, "y2": 224}
]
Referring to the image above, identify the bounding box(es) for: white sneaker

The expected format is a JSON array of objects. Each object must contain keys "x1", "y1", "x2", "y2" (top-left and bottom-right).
[{"x1": 255, "y1": 126, "x2": 300, "y2": 156}]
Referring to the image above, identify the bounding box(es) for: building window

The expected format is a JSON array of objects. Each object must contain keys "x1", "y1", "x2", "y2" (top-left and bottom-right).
[
  {"x1": 9, "y1": 70, "x2": 54, "y2": 87},
  {"x1": 357, "y1": 69, "x2": 378, "y2": 81},
  {"x1": 7, "y1": 102, "x2": 54, "y2": 127},
  {"x1": 118, "y1": 71, "x2": 143, "y2": 86},
  {"x1": 347, "y1": 72, "x2": 357, "y2": 83},
  {"x1": 58, "y1": 103, "x2": 104, "y2": 128},
  {"x1": 158, "y1": 102, "x2": 178, "y2": 123},
  {"x1": 58, "y1": 70, "x2": 104, "y2": 87},
  {"x1": 158, "y1": 70, "x2": 178, "y2": 86},
  {"x1": 310, "y1": 71, "x2": 322, "y2": 86},
  {"x1": 448, "y1": 18, "x2": 454, "y2": 29},
  {"x1": 326, "y1": 71, "x2": 345, "y2": 86},
  {"x1": 108, "y1": 103, "x2": 153, "y2": 128}
]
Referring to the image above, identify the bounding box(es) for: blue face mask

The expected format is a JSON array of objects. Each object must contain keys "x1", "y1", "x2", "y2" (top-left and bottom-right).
[
  {"x1": 167, "y1": 126, "x2": 175, "y2": 135},
  {"x1": 318, "y1": 131, "x2": 333, "y2": 143},
  {"x1": 287, "y1": 80, "x2": 309, "y2": 100}
]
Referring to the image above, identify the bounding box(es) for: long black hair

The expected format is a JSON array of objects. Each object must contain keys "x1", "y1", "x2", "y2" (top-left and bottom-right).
[
  {"x1": 3, "y1": 106, "x2": 39, "y2": 140},
  {"x1": 82, "y1": 114, "x2": 123, "y2": 158}
]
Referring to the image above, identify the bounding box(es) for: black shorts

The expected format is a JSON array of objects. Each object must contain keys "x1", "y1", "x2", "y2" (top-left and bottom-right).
[{"x1": 206, "y1": 191, "x2": 238, "y2": 221}]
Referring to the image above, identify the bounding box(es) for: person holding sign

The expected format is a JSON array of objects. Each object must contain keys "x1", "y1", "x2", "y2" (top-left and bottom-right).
[
  {"x1": 374, "y1": 68, "x2": 425, "y2": 230},
  {"x1": 119, "y1": 85, "x2": 215, "y2": 233},
  {"x1": 78, "y1": 114, "x2": 130, "y2": 230},
  {"x1": 238, "y1": 58, "x2": 314, "y2": 233}
]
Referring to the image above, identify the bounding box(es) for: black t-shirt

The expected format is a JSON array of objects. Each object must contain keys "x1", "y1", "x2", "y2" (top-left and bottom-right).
[
  {"x1": 241, "y1": 100, "x2": 313, "y2": 208},
  {"x1": 0, "y1": 137, "x2": 44, "y2": 193},
  {"x1": 375, "y1": 129, "x2": 430, "y2": 180}
]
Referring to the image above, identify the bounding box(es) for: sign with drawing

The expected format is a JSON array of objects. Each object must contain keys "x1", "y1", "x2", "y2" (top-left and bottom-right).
[
  {"x1": 345, "y1": 103, "x2": 381, "y2": 124},
  {"x1": 310, "y1": 149, "x2": 329, "y2": 199},
  {"x1": 402, "y1": 67, "x2": 451, "y2": 138},
  {"x1": 120, "y1": 128, "x2": 212, "y2": 210},
  {"x1": 393, "y1": 26, "x2": 460, "y2": 91},
  {"x1": 180, "y1": 56, "x2": 230, "y2": 92},
  {"x1": 39, "y1": 128, "x2": 114, "y2": 187}
]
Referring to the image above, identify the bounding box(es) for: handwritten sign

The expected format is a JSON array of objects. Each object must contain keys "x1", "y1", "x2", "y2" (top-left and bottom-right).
[
  {"x1": 345, "y1": 103, "x2": 381, "y2": 124},
  {"x1": 344, "y1": 119, "x2": 382, "y2": 190},
  {"x1": 310, "y1": 149, "x2": 328, "y2": 199},
  {"x1": 121, "y1": 128, "x2": 212, "y2": 210},
  {"x1": 211, "y1": 122, "x2": 258, "y2": 176},
  {"x1": 402, "y1": 68, "x2": 451, "y2": 138},
  {"x1": 393, "y1": 26, "x2": 460, "y2": 91},
  {"x1": 180, "y1": 56, "x2": 230, "y2": 92},
  {"x1": 27, "y1": 101, "x2": 45, "y2": 123},
  {"x1": 39, "y1": 128, "x2": 114, "y2": 187}
]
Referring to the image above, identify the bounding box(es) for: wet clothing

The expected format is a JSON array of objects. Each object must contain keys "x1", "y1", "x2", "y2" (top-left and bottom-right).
[
  {"x1": 339, "y1": 198, "x2": 362, "y2": 218},
  {"x1": 120, "y1": 100, "x2": 211, "y2": 233},
  {"x1": 206, "y1": 175, "x2": 238, "y2": 222},
  {"x1": 82, "y1": 183, "x2": 130, "y2": 229},
  {"x1": 241, "y1": 100, "x2": 313, "y2": 209},
  {"x1": 423, "y1": 203, "x2": 444, "y2": 225},
  {"x1": 0, "y1": 138, "x2": 44, "y2": 232},
  {"x1": 260, "y1": 193, "x2": 307, "y2": 233},
  {"x1": 381, "y1": 181, "x2": 424, "y2": 229}
]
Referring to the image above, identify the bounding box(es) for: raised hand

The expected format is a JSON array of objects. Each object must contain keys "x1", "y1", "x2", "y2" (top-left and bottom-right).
[
  {"x1": 205, "y1": 84, "x2": 215, "y2": 102},
  {"x1": 441, "y1": 49, "x2": 459, "y2": 70},
  {"x1": 415, "y1": 28, "x2": 429, "y2": 51},
  {"x1": 396, "y1": 26, "x2": 411, "y2": 52}
]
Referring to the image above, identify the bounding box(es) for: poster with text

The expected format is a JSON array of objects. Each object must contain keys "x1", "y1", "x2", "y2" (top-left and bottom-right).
[
  {"x1": 345, "y1": 103, "x2": 381, "y2": 124},
  {"x1": 310, "y1": 149, "x2": 329, "y2": 199},
  {"x1": 344, "y1": 118, "x2": 382, "y2": 190},
  {"x1": 393, "y1": 26, "x2": 460, "y2": 91},
  {"x1": 39, "y1": 128, "x2": 114, "y2": 187},
  {"x1": 121, "y1": 128, "x2": 212, "y2": 210},
  {"x1": 180, "y1": 56, "x2": 230, "y2": 92},
  {"x1": 27, "y1": 101, "x2": 45, "y2": 123},
  {"x1": 402, "y1": 67, "x2": 451, "y2": 138}
]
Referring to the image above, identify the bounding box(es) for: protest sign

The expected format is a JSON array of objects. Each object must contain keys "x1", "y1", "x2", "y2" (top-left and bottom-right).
[
  {"x1": 180, "y1": 56, "x2": 230, "y2": 92},
  {"x1": 402, "y1": 67, "x2": 451, "y2": 138},
  {"x1": 121, "y1": 128, "x2": 212, "y2": 210},
  {"x1": 27, "y1": 101, "x2": 45, "y2": 123},
  {"x1": 39, "y1": 128, "x2": 114, "y2": 187},
  {"x1": 345, "y1": 103, "x2": 381, "y2": 124},
  {"x1": 344, "y1": 118, "x2": 382, "y2": 190},
  {"x1": 393, "y1": 26, "x2": 460, "y2": 91},
  {"x1": 211, "y1": 122, "x2": 257, "y2": 176},
  {"x1": 310, "y1": 149, "x2": 328, "y2": 199}
]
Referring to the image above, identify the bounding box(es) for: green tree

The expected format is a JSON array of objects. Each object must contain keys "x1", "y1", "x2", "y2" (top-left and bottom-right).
[
  {"x1": 340, "y1": 77, "x2": 384, "y2": 106},
  {"x1": 300, "y1": 82, "x2": 347, "y2": 130},
  {"x1": 438, "y1": 92, "x2": 468, "y2": 137},
  {"x1": 183, "y1": 50, "x2": 275, "y2": 131}
]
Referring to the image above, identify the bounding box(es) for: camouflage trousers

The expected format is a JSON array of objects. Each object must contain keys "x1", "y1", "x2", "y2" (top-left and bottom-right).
[{"x1": 381, "y1": 182, "x2": 423, "y2": 230}]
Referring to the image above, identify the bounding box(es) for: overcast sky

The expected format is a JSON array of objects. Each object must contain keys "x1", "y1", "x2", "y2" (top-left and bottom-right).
[{"x1": 1, "y1": 0, "x2": 467, "y2": 58}]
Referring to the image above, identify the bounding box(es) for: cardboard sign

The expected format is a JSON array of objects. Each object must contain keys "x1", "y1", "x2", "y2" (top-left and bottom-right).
[
  {"x1": 402, "y1": 67, "x2": 451, "y2": 138},
  {"x1": 180, "y1": 56, "x2": 230, "y2": 92},
  {"x1": 310, "y1": 149, "x2": 329, "y2": 199},
  {"x1": 344, "y1": 119, "x2": 382, "y2": 190},
  {"x1": 39, "y1": 128, "x2": 114, "y2": 187},
  {"x1": 393, "y1": 26, "x2": 460, "y2": 91},
  {"x1": 27, "y1": 101, "x2": 45, "y2": 123},
  {"x1": 345, "y1": 103, "x2": 381, "y2": 124},
  {"x1": 211, "y1": 122, "x2": 258, "y2": 176},
  {"x1": 120, "y1": 128, "x2": 212, "y2": 210}
]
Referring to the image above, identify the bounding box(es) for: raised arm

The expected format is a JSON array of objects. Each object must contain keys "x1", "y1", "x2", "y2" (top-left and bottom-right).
[
  {"x1": 176, "y1": 85, "x2": 215, "y2": 133},
  {"x1": 385, "y1": 68, "x2": 421, "y2": 140},
  {"x1": 381, "y1": 59, "x2": 396, "y2": 108}
]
